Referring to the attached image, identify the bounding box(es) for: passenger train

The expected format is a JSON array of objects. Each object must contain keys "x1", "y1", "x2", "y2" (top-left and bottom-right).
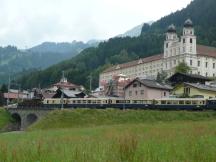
[{"x1": 18, "y1": 97, "x2": 216, "y2": 110}]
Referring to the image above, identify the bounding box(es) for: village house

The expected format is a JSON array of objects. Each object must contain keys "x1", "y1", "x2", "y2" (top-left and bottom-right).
[
  {"x1": 168, "y1": 72, "x2": 212, "y2": 86},
  {"x1": 173, "y1": 82, "x2": 216, "y2": 99},
  {"x1": 3, "y1": 89, "x2": 29, "y2": 102},
  {"x1": 33, "y1": 75, "x2": 85, "y2": 99},
  {"x1": 124, "y1": 78, "x2": 173, "y2": 100}
]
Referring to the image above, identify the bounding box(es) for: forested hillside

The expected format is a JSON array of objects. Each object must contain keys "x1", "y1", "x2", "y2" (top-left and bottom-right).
[
  {"x1": 0, "y1": 41, "x2": 92, "y2": 84},
  {"x1": 18, "y1": 0, "x2": 216, "y2": 89}
]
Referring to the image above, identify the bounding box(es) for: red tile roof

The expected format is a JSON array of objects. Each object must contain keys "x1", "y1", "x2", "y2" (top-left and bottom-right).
[
  {"x1": 53, "y1": 82, "x2": 80, "y2": 89},
  {"x1": 4, "y1": 92, "x2": 28, "y2": 99},
  {"x1": 102, "y1": 45, "x2": 216, "y2": 74},
  {"x1": 197, "y1": 45, "x2": 216, "y2": 58},
  {"x1": 103, "y1": 54, "x2": 163, "y2": 73}
]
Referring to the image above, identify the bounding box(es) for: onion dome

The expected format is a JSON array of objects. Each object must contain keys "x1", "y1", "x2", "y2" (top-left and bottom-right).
[
  {"x1": 184, "y1": 19, "x2": 193, "y2": 28},
  {"x1": 167, "y1": 24, "x2": 176, "y2": 33}
]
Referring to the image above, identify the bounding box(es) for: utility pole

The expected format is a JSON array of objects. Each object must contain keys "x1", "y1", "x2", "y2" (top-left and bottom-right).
[
  {"x1": 61, "y1": 88, "x2": 64, "y2": 110},
  {"x1": 89, "y1": 75, "x2": 92, "y2": 93},
  {"x1": 7, "y1": 74, "x2": 11, "y2": 107}
]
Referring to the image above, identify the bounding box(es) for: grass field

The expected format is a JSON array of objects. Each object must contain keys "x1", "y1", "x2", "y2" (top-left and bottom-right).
[
  {"x1": 1, "y1": 109, "x2": 216, "y2": 162},
  {"x1": 0, "y1": 108, "x2": 12, "y2": 130}
]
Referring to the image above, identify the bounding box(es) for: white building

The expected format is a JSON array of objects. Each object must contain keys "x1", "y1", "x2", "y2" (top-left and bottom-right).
[{"x1": 100, "y1": 19, "x2": 216, "y2": 87}]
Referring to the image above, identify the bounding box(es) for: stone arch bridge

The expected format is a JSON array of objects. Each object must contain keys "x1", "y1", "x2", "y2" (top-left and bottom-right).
[{"x1": 7, "y1": 108, "x2": 53, "y2": 130}]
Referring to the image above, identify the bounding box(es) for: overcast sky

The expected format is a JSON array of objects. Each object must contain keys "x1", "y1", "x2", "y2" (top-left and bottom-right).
[{"x1": 0, "y1": 0, "x2": 192, "y2": 48}]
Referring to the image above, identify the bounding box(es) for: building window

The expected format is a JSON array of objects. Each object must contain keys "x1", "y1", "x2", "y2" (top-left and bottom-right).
[
  {"x1": 174, "y1": 60, "x2": 176, "y2": 65},
  {"x1": 166, "y1": 43, "x2": 168, "y2": 48},
  {"x1": 183, "y1": 38, "x2": 186, "y2": 43},
  {"x1": 198, "y1": 71, "x2": 200, "y2": 75},
  {"x1": 164, "y1": 92, "x2": 166, "y2": 97},
  {"x1": 198, "y1": 61, "x2": 200, "y2": 67},
  {"x1": 129, "y1": 91, "x2": 132, "y2": 96},
  {"x1": 141, "y1": 90, "x2": 144, "y2": 95},
  {"x1": 213, "y1": 73, "x2": 215, "y2": 77},
  {"x1": 133, "y1": 83, "x2": 137, "y2": 87},
  {"x1": 184, "y1": 87, "x2": 190, "y2": 95},
  {"x1": 206, "y1": 72, "x2": 208, "y2": 77},
  {"x1": 206, "y1": 62, "x2": 208, "y2": 68},
  {"x1": 213, "y1": 63, "x2": 215, "y2": 69},
  {"x1": 135, "y1": 91, "x2": 138, "y2": 96},
  {"x1": 190, "y1": 60, "x2": 193, "y2": 66},
  {"x1": 190, "y1": 38, "x2": 193, "y2": 43}
]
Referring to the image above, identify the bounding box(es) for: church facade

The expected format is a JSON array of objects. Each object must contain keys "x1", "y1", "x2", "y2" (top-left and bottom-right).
[{"x1": 99, "y1": 19, "x2": 216, "y2": 87}]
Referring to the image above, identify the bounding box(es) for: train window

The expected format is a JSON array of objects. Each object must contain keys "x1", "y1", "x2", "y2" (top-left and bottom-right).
[
  {"x1": 132, "y1": 100, "x2": 137, "y2": 104},
  {"x1": 161, "y1": 101, "x2": 166, "y2": 105},
  {"x1": 192, "y1": 101, "x2": 197, "y2": 105},
  {"x1": 83, "y1": 100, "x2": 86, "y2": 104},
  {"x1": 77, "y1": 100, "x2": 81, "y2": 104},
  {"x1": 126, "y1": 100, "x2": 130, "y2": 104},
  {"x1": 186, "y1": 101, "x2": 191, "y2": 105},
  {"x1": 88, "y1": 100, "x2": 91, "y2": 104},
  {"x1": 172, "y1": 101, "x2": 178, "y2": 105},
  {"x1": 167, "y1": 101, "x2": 171, "y2": 105},
  {"x1": 97, "y1": 100, "x2": 101, "y2": 104},
  {"x1": 52, "y1": 100, "x2": 55, "y2": 104},
  {"x1": 73, "y1": 101, "x2": 76, "y2": 104},
  {"x1": 179, "y1": 101, "x2": 184, "y2": 105}
]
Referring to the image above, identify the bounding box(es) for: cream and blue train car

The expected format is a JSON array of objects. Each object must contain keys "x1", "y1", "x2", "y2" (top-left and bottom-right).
[
  {"x1": 154, "y1": 98, "x2": 207, "y2": 110},
  {"x1": 206, "y1": 98, "x2": 216, "y2": 110}
]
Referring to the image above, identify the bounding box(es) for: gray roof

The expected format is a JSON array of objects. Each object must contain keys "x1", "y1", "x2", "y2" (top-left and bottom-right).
[
  {"x1": 167, "y1": 24, "x2": 176, "y2": 33},
  {"x1": 184, "y1": 19, "x2": 193, "y2": 27},
  {"x1": 61, "y1": 89, "x2": 83, "y2": 98},
  {"x1": 125, "y1": 78, "x2": 173, "y2": 90},
  {"x1": 185, "y1": 83, "x2": 216, "y2": 92},
  {"x1": 140, "y1": 79, "x2": 173, "y2": 90}
]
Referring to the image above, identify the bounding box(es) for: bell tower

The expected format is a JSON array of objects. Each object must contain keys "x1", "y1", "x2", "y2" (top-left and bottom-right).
[
  {"x1": 181, "y1": 19, "x2": 197, "y2": 55},
  {"x1": 164, "y1": 24, "x2": 179, "y2": 58}
]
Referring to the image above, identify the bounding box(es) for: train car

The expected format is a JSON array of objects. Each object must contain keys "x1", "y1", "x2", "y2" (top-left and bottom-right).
[
  {"x1": 154, "y1": 98, "x2": 207, "y2": 110},
  {"x1": 18, "y1": 99, "x2": 43, "y2": 108},
  {"x1": 206, "y1": 98, "x2": 216, "y2": 110},
  {"x1": 67, "y1": 98, "x2": 110, "y2": 109},
  {"x1": 43, "y1": 98, "x2": 68, "y2": 108},
  {"x1": 42, "y1": 97, "x2": 212, "y2": 111}
]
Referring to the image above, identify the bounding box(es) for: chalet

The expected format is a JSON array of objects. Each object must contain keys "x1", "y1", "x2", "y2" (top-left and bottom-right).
[
  {"x1": 168, "y1": 72, "x2": 212, "y2": 86},
  {"x1": 172, "y1": 82, "x2": 216, "y2": 99}
]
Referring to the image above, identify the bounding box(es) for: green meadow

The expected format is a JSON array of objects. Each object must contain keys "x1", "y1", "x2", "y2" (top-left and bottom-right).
[{"x1": 1, "y1": 109, "x2": 216, "y2": 162}]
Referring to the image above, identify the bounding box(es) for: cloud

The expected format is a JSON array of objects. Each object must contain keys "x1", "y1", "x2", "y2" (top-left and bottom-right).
[{"x1": 0, "y1": 0, "x2": 192, "y2": 48}]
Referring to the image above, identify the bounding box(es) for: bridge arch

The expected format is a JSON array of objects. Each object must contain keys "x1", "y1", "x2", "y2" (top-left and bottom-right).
[
  {"x1": 26, "y1": 113, "x2": 38, "y2": 127},
  {"x1": 11, "y1": 113, "x2": 22, "y2": 130}
]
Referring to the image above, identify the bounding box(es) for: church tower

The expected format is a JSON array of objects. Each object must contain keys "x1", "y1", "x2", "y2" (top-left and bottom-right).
[
  {"x1": 181, "y1": 19, "x2": 197, "y2": 55},
  {"x1": 164, "y1": 24, "x2": 179, "y2": 58}
]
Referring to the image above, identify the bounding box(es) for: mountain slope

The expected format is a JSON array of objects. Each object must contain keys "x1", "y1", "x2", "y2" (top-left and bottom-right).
[
  {"x1": 0, "y1": 41, "x2": 93, "y2": 84},
  {"x1": 18, "y1": 0, "x2": 216, "y2": 89},
  {"x1": 117, "y1": 21, "x2": 154, "y2": 38}
]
